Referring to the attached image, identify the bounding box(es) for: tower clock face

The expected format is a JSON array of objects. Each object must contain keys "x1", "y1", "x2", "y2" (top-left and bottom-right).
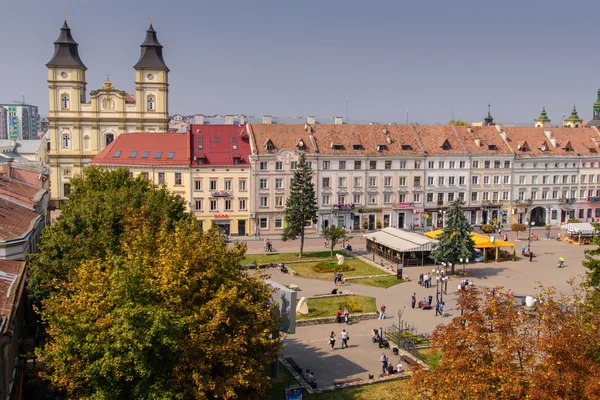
[
  {"x1": 147, "y1": 73, "x2": 154, "y2": 80},
  {"x1": 61, "y1": 72, "x2": 68, "y2": 78}
]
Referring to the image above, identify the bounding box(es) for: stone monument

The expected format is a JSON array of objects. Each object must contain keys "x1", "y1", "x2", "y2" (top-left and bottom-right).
[{"x1": 296, "y1": 297, "x2": 309, "y2": 315}]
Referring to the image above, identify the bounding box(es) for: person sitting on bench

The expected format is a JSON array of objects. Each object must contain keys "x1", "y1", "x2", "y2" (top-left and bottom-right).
[
  {"x1": 346, "y1": 244, "x2": 353, "y2": 251},
  {"x1": 278, "y1": 262, "x2": 288, "y2": 274}
]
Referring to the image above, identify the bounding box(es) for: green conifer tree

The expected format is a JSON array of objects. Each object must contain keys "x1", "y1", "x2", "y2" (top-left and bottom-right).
[
  {"x1": 281, "y1": 153, "x2": 318, "y2": 257},
  {"x1": 583, "y1": 222, "x2": 600, "y2": 287},
  {"x1": 430, "y1": 199, "x2": 476, "y2": 273}
]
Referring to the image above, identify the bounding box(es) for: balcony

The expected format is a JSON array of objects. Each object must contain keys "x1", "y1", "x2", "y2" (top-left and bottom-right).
[
  {"x1": 514, "y1": 198, "x2": 533, "y2": 205},
  {"x1": 333, "y1": 203, "x2": 355, "y2": 211},
  {"x1": 437, "y1": 201, "x2": 444, "y2": 206},
  {"x1": 558, "y1": 198, "x2": 576, "y2": 204}
]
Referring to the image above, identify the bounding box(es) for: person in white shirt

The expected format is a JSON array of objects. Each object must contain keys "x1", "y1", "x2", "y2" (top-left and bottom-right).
[
  {"x1": 397, "y1": 362, "x2": 404, "y2": 373},
  {"x1": 341, "y1": 329, "x2": 349, "y2": 349}
]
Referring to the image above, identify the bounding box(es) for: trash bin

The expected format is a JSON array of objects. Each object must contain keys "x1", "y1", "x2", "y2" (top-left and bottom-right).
[{"x1": 397, "y1": 263, "x2": 403, "y2": 280}]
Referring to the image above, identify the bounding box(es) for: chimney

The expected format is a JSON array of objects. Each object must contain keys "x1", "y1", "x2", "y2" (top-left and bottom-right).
[
  {"x1": 549, "y1": 137, "x2": 557, "y2": 148},
  {"x1": 307, "y1": 116, "x2": 316, "y2": 125},
  {"x1": 239, "y1": 115, "x2": 246, "y2": 124},
  {"x1": 499, "y1": 131, "x2": 507, "y2": 140},
  {"x1": 224, "y1": 115, "x2": 235, "y2": 125},
  {"x1": 544, "y1": 129, "x2": 553, "y2": 140},
  {"x1": 474, "y1": 138, "x2": 481, "y2": 147},
  {"x1": 262, "y1": 115, "x2": 273, "y2": 124},
  {"x1": 334, "y1": 116, "x2": 344, "y2": 125},
  {"x1": 193, "y1": 114, "x2": 205, "y2": 125}
]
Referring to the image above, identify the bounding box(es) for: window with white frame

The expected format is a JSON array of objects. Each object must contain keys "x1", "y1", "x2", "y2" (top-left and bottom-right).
[
  {"x1": 503, "y1": 175, "x2": 510, "y2": 184},
  {"x1": 338, "y1": 177, "x2": 346, "y2": 187},
  {"x1": 571, "y1": 175, "x2": 577, "y2": 184},
  {"x1": 438, "y1": 176, "x2": 444, "y2": 185},
  {"x1": 531, "y1": 191, "x2": 538, "y2": 200},
  {"x1": 542, "y1": 175, "x2": 549, "y2": 184},
  {"x1": 458, "y1": 192, "x2": 465, "y2": 201},
  {"x1": 370, "y1": 160, "x2": 377, "y2": 170},
  {"x1": 291, "y1": 161, "x2": 298, "y2": 169},
  {"x1": 259, "y1": 218, "x2": 268, "y2": 229},
  {"x1": 224, "y1": 180, "x2": 232, "y2": 191},
  {"x1": 322, "y1": 161, "x2": 330, "y2": 170},
  {"x1": 385, "y1": 160, "x2": 392, "y2": 169},
  {"x1": 591, "y1": 175, "x2": 596, "y2": 183},
  {"x1": 413, "y1": 193, "x2": 421, "y2": 202},
  {"x1": 398, "y1": 193, "x2": 406, "y2": 202},
  {"x1": 339, "y1": 160, "x2": 346, "y2": 169},
  {"x1": 449, "y1": 176, "x2": 455, "y2": 185},
  {"x1": 210, "y1": 179, "x2": 217, "y2": 190},
  {"x1": 448, "y1": 193, "x2": 455, "y2": 202},
  {"x1": 428, "y1": 161, "x2": 434, "y2": 168},
  {"x1": 493, "y1": 175, "x2": 500, "y2": 184},
  {"x1": 369, "y1": 195, "x2": 377, "y2": 204},
  {"x1": 503, "y1": 191, "x2": 509, "y2": 200},
  {"x1": 210, "y1": 199, "x2": 217, "y2": 211},
  {"x1": 259, "y1": 179, "x2": 268, "y2": 189},
  {"x1": 427, "y1": 193, "x2": 434, "y2": 202},
  {"x1": 399, "y1": 161, "x2": 406, "y2": 169},
  {"x1": 384, "y1": 176, "x2": 392, "y2": 186},
  {"x1": 504, "y1": 160, "x2": 511, "y2": 169},
  {"x1": 147, "y1": 95, "x2": 155, "y2": 111},
  {"x1": 369, "y1": 177, "x2": 377, "y2": 187},
  {"x1": 275, "y1": 196, "x2": 284, "y2": 207},
  {"x1": 61, "y1": 94, "x2": 70, "y2": 110},
  {"x1": 471, "y1": 192, "x2": 478, "y2": 201},
  {"x1": 158, "y1": 172, "x2": 165, "y2": 185},
  {"x1": 438, "y1": 161, "x2": 445, "y2": 168},
  {"x1": 449, "y1": 161, "x2": 455, "y2": 169},
  {"x1": 459, "y1": 176, "x2": 465, "y2": 185},
  {"x1": 194, "y1": 180, "x2": 202, "y2": 191},
  {"x1": 482, "y1": 192, "x2": 489, "y2": 200},
  {"x1": 414, "y1": 176, "x2": 421, "y2": 186},
  {"x1": 483, "y1": 176, "x2": 490, "y2": 184},
  {"x1": 175, "y1": 173, "x2": 182, "y2": 185},
  {"x1": 428, "y1": 176, "x2": 434, "y2": 185},
  {"x1": 353, "y1": 194, "x2": 361, "y2": 204},
  {"x1": 194, "y1": 199, "x2": 202, "y2": 211},
  {"x1": 383, "y1": 193, "x2": 392, "y2": 203},
  {"x1": 323, "y1": 177, "x2": 331, "y2": 188},
  {"x1": 275, "y1": 161, "x2": 282, "y2": 170},
  {"x1": 275, "y1": 216, "x2": 283, "y2": 229},
  {"x1": 260, "y1": 197, "x2": 268, "y2": 207},
  {"x1": 399, "y1": 177, "x2": 406, "y2": 186},
  {"x1": 542, "y1": 190, "x2": 548, "y2": 199},
  {"x1": 239, "y1": 179, "x2": 247, "y2": 191},
  {"x1": 338, "y1": 195, "x2": 346, "y2": 204},
  {"x1": 552, "y1": 190, "x2": 559, "y2": 199},
  {"x1": 472, "y1": 175, "x2": 479, "y2": 185},
  {"x1": 260, "y1": 162, "x2": 268, "y2": 170},
  {"x1": 353, "y1": 177, "x2": 362, "y2": 187},
  {"x1": 354, "y1": 161, "x2": 361, "y2": 170},
  {"x1": 239, "y1": 199, "x2": 246, "y2": 210},
  {"x1": 494, "y1": 160, "x2": 501, "y2": 168},
  {"x1": 323, "y1": 195, "x2": 330, "y2": 205},
  {"x1": 415, "y1": 161, "x2": 421, "y2": 169},
  {"x1": 581, "y1": 175, "x2": 587, "y2": 183},
  {"x1": 459, "y1": 161, "x2": 466, "y2": 168},
  {"x1": 225, "y1": 200, "x2": 232, "y2": 210},
  {"x1": 275, "y1": 178, "x2": 283, "y2": 189},
  {"x1": 472, "y1": 160, "x2": 479, "y2": 168}
]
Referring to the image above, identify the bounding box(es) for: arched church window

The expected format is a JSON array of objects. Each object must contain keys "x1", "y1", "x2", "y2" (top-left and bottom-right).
[
  {"x1": 62, "y1": 134, "x2": 71, "y2": 149},
  {"x1": 147, "y1": 95, "x2": 155, "y2": 111},
  {"x1": 106, "y1": 134, "x2": 115, "y2": 146},
  {"x1": 63, "y1": 183, "x2": 71, "y2": 197},
  {"x1": 61, "y1": 94, "x2": 70, "y2": 110}
]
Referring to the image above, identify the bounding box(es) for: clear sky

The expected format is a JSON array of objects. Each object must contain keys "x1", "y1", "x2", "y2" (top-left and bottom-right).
[{"x1": 1, "y1": 0, "x2": 598, "y2": 124}]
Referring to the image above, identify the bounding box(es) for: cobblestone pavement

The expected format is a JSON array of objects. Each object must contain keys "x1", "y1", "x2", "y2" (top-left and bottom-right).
[{"x1": 247, "y1": 230, "x2": 592, "y2": 387}]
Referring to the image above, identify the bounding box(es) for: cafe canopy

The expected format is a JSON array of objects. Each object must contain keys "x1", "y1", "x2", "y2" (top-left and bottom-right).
[{"x1": 424, "y1": 230, "x2": 515, "y2": 248}]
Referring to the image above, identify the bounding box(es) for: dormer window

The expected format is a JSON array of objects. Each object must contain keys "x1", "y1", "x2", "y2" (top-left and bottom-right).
[
  {"x1": 264, "y1": 139, "x2": 274, "y2": 151},
  {"x1": 401, "y1": 144, "x2": 412, "y2": 150},
  {"x1": 440, "y1": 139, "x2": 451, "y2": 150},
  {"x1": 563, "y1": 141, "x2": 573, "y2": 152},
  {"x1": 297, "y1": 139, "x2": 306, "y2": 150},
  {"x1": 487, "y1": 144, "x2": 497, "y2": 150},
  {"x1": 517, "y1": 141, "x2": 529, "y2": 152},
  {"x1": 331, "y1": 143, "x2": 345, "y2": 150},
  {"x1": 539, "y1": 141, "x2": 548, "y2": 152},
  {"x1": 352, "y1": 144, "x2": 363, "y2": 150},
  {"x1": 376, "y1": 144, "x2": 388, "y2": 152}
]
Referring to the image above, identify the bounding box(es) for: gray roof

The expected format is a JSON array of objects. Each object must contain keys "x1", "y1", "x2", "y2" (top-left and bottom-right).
[
  {"x1": 0, "y1": 140, "x2": 44, "y2": 155},
  {"x1": 134, "y1": 23, "x2": 169, "y2": 71},
  {"x1": 46, "y1": 21, "x2": 86, "y2": 69},
  {"x1": 364, "y1": 227, "x2": 438, "y2": 253},
  {"x1": 586, "y1": 118, "x2": 600, "y2": 127}
]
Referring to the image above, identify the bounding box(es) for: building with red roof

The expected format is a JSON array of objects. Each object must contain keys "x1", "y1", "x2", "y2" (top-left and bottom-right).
[{"x1": 190, "y1": 124, "x2": 252, "y2": 236}]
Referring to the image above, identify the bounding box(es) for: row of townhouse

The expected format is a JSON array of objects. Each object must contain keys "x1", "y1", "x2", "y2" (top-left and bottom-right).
[{"x1": 89, "y1": 120, "x2": 600, "y2": 236}]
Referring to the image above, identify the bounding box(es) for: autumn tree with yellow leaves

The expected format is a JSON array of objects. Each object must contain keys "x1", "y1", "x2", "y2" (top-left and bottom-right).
[
  {"x1": 404, "y1": 283, "x2": 600, "y2": 400},
  {"x1": 36, "y1": 168, "x2": 283, "y2": 399}
]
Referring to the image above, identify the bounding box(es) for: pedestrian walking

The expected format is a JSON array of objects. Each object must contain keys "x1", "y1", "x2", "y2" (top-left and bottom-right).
[
  {"x1": 411, "y1": 293, "x2": 416, "y2": 309},
  {"x1": 324, "y1": 239, "x2": 329, "y2": 248},
  {"x1": 428, "y1": 295, "x2": 433, "y2": 306},
  {"x1": 435, "y1": 300, "x2": 441, "y2": 316},
  {"x1": 440, "y1": 301, "x2": 445, "y2": 316},
  {"x1": 344, "y1": 307, "x2": 350, "y2": 324},
  {"x1": 328, "y1": 331, "x2": 336, "y2": 350},
  {"x1": 522, "y1": 244, "x2": 526, "y2": 255},
  {"x1": 379, "y1": 303, "x2": 386, "y2": 319},
  {"x1": 380, "y1": 353, "x2": 389, "y2": 375},
  {"x1": 341, "y1": 329, "x2": 349, "y2": 349},
  {"x1": 378, "y1": 327, "x2": 383, "y2": 339},
  {"x1": 333, "y1": 272, "x2": 338, "y2": 285},
  {"x1": 418, "y1": 273, "x2": 423, "y2": 286},
  {"x1": 336, "y1": 308, "x2": 342, "y2": 324}
]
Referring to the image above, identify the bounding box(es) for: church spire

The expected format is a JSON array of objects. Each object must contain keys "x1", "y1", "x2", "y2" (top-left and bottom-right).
[
  {"x1": 483, "y1": 103, "x2": 494, "y2": 126},
  {"x1": 46, "y1": 18, "x2": 86, "y2": 69},
  {"x1": 586, "y1": 89, "x2": 600, "y2": 127},
  {"x1": 134, "y1": 22, "x2": 169, "y2": 71}
]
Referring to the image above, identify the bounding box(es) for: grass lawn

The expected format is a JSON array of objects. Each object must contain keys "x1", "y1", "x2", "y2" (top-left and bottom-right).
[
  {"x1": 418, "y1": 347, "x2": 442, "y2": 369},
  {"x1": 296, "y1": 295, "x2": 376, "y2": 320},
  {"x1": 290, "y1": 258, "x2": 389, "y2": 281},
  {"x1": 242, "y1": 250, "x2": 344, "y2": 265},
  {"x1": 350, "y1": 276, "x2": 403, "y2": 288},
  {"x1": 267, "y1": 362, "x2": 410, "y2": 400}
]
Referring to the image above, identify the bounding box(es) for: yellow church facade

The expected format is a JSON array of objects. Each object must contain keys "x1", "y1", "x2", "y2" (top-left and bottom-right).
[{"x1": 46, "y1": 20, "x2": 169, "y2": 207}]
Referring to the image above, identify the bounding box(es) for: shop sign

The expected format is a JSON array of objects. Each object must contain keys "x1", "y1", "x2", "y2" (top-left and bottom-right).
[
  {"x1": 214, "y1": 214, "x2": 229, "y2": 219},
  {"x1": 413, "y1": 209, "x2": 425, "y2": 214},
  {"x1": 397, "y1": 202, "x2": 414, "y2": 208},
  {"x1": 357, "y1": 208, "x2": 382, "y2": 213},
  {"x1": 212, "y1": 191, "x2": 231, "y2": 197}
]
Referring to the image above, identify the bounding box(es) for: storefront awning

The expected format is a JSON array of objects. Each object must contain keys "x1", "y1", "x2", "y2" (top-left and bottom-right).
[
  {"x1": 364, "y1": 227, "x2": 438, "y2": 252},
  {"x1": 424, "y1": 229, "x2": 515, "y2": 248}
]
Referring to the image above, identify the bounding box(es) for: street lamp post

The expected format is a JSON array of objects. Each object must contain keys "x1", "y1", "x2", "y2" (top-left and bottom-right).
[{"x1": 372, "y1": 237, "x2": 377, "y2": 262}]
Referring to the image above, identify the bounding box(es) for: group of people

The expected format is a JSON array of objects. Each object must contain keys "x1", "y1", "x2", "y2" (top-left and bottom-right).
[
  {"x1": 459, "y1": 278, "x2": 474, "y2": 291},
  {"x1": 413, "y1": 293, "x2": 433, "y2": 309},
  {"x1": 264, "y1": 238, "x2": 274, "y2": 252},
  {"x1": 372, "y1": 328, "x2": 389, "y2": 349},
  {"x1": 277, "y1": 262, "x2": 288, "y2": 274},
  {"x1": 335, "y1": 307, "x2": 350, "y2": 324},
  {"x1": 328, "y1": 329, "x2": 350, "y2": 350},
  {"x1": 418, "y1": 273, "x2": 432, "y2": 288},
  {"x1": 301, "y1": 369, "x2": 317, "y2": 389},
  {"x1": 333, "y1": 272, "x2": 344, "y2": 286},
  {"x1": 435, "y1": 300, "x2": 445, "y2": 316},
  {"x1": 379, "y1": 353, "x2": 404, "y2": 376}
]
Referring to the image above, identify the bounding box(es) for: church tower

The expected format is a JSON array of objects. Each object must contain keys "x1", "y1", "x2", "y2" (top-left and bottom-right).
[
  {"x1": 483, "y1": 104, "x2": 494, "y2": 126},
  {"x1": 134, "y1": 23, "x2": 169, "y2": 132},
  {"x1": 586, "y1": 88, "x2": 600, "y2": 127},
  {"x1": 563, "y1": 105, "x2": 583, "y2": 128}
]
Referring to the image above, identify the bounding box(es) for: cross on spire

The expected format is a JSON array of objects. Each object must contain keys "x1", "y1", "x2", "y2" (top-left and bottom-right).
[{"x1": 63, "y1": 10, "x2": 67, "y2": 21}]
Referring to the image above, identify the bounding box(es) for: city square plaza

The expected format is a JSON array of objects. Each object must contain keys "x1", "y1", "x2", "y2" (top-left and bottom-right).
[{"x1": 243, "y1": 230, "x2": 592, "y2": 389}]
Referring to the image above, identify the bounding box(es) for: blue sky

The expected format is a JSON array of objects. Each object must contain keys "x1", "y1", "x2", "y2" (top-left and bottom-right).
[{"x1": 1, "y1": 0, "x2": 598, "y2": 124}]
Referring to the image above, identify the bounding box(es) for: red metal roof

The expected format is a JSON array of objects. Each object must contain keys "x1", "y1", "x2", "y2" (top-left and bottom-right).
[
  {"x1": 91, "y1": 132, "x2": 191, "y2": 166},
  {"x1": 0, "y1": 198, "x2": 40, "y2": 241},
  {"x1": 0, "y1": 174, "x2": 45, "y2": 210},
  {"x1": 190, "y1": 124, "x2": 251, "y2": 166},
  {"x1": 0, "y1": 260, "x2": 26, "y2": 335}
]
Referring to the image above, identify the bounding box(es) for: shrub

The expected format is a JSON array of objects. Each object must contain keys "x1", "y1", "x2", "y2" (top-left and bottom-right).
[
  {"x1": 338, "y1": 298, "x2": 362, "y2": 313},
  {"x1": 511, "y1": 223, "x2": 526, "y2": 233},
  {"x1": 362, "y1": 221, "x2": 369, "y2": 230},
  {"x1": 567, "y1": 218, "x2": 581, "y2": 223},
  {"x1": 312, "y1": 261, "x2": 355, "y2": 273},
  {"x1": 481, "y1": 224, "x2": 495, "y2": 233},
  {"x1": 376, "y1": 220, "x2": 383, "y2": 229}
]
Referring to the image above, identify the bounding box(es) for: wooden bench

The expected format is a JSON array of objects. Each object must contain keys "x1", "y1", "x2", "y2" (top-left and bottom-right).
[
  {"x1": 333, "y1": 377, "x2": 363, "y2": 386},
  {"x1": 284, "y1": 357, "x2": 302, "y2": 375},
  {"x1": 400, "y1": 355, "x2": 418, "y2": 366}
]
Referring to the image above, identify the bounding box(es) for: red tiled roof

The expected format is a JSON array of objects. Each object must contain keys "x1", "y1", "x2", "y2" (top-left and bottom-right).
[
  {"x1": 124, "y1": 93, "x2": 135, "y2": 104},
  {"x1": 190, "y1": 124, "x2": 252, "y2": 166},
  {"x1": 454, "y1": 126, "x2": 513, "y2": 154},
  {"x1": 249, "y1": 124, "x2": 426, "y2": 156},
  {"x1": 0, "y1": 174, "x2": 44, "y2": 209},
  {"x1": 0, "y1": 198, "x2": 40, "y2": 241},
  {"x1": 0, "y1": 260, "x2": 26, "y2": 334},
  {"x1": 501, "y1": 126, "x2": 599, "y2": 157},
  {"x1": 91, "y1": 133, "x2": 191, "y2": 166},
  {"x1": 412, "y1": 125, "x2": 467, "y2": 155}
]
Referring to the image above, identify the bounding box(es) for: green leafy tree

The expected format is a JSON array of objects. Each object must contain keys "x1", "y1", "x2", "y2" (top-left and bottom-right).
[
  {"x1": 583, "y1": 222, "x2": 600, "y2": 286},
  {"x1": 281, "y1": 153, "x2": 318, "y2": 257},
  {"x1": 323, "y1": 225, "x2": 351, "y2": 258},
  {"x1": 28, "y1": 166, "x2": 187, "y2": 303},
  {"x1": 431, "y1": 199, "x2": 475, "y2": 274},
  {"x1": 42, "y1": 213, "x2": 282, "y2": 399},
  {"x1": 448, "y1": 119, "x2": 470, "y2": 126}
]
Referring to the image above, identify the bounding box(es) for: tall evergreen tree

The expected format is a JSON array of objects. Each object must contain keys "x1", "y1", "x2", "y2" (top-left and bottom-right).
[
  {"x1": 430, "y1": 199, "x2": 475, "y2": 274},
  {"x1": 582, "y1": 222, "x2": 600, "y2": 287},
  {"x1": 281, "y1": 153, "x2": 318, "y2": 257}
]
